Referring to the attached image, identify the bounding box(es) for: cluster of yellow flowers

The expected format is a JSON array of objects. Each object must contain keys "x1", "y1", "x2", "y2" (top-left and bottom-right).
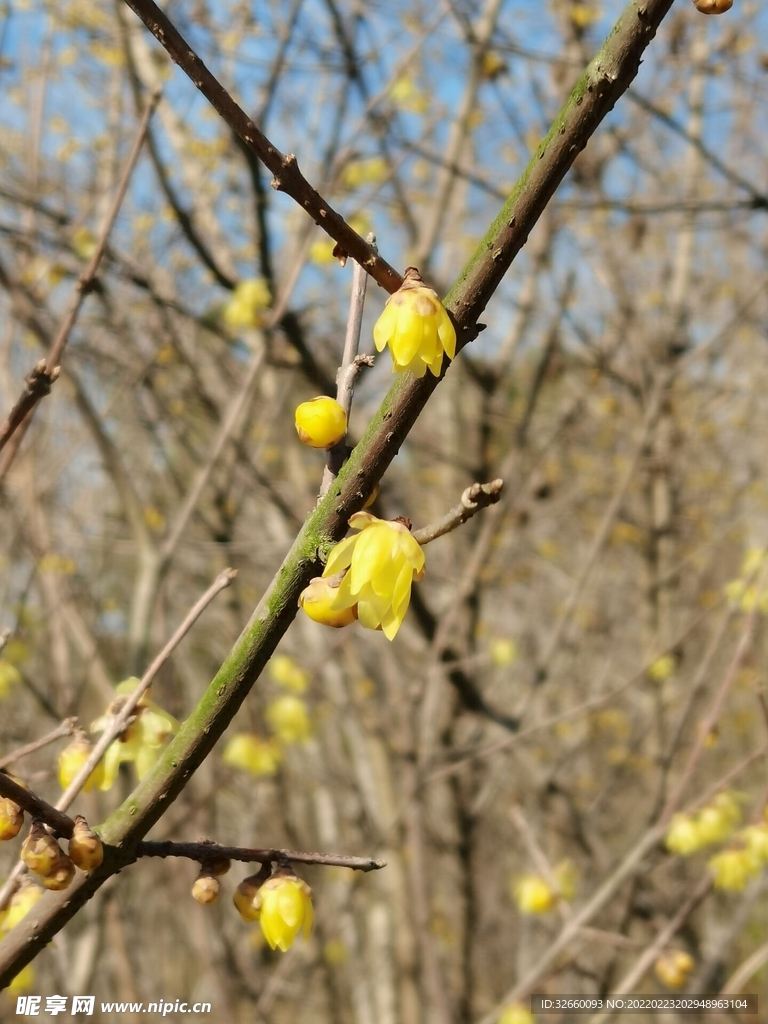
[
  {"x1": 654, "y1": 949, "x2": 695, "y2": 989},
  {"x1": 511, "y1": 860, "x2": 578, "y2": 916},
  {"x1": 292, "y1": 267, "x2": 457, "y2": 641},
  {"x1": 723, "y1": 548, "x2": 768, "y2": 615},
  {"x1": 222, "y1": 655, "x2": 313, "y2": 778},
  {"x1": 665, "y1": 791, "x2": 743, "y2": 855},
  {"x1": 666, "y1": 792, "x2": 768, "y2": 892}
]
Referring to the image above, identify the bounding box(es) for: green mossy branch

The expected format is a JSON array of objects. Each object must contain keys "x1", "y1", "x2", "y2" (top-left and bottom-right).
[{"x1": 0, "y1": 0, "x2": 675, "y2": 986}]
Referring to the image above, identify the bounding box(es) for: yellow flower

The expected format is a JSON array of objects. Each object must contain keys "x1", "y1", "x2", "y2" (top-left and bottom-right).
[
  {"x1": 0, "y1": 659, "x2": 21, "y2": 697},
  {"x1": 58, "y1": 732, "x2": 105, "y2": 792},
  {"x1": 299, "y1": 576, "x2": 358, "y2": 628},
  {"x1": 655, "y1": 949, "x2": 695, "y2": 989},
  {"x1": 0, "y1": 797, "x2": 24, "y2": 841},
  {"x1": 696, "y1": 792, "x2": 742, "y2": 846},
  {"x1": 665, "y1": 814, "x2": 703, "y2": 856},
  {"x1": 265, "y1": 695, "x2": 312, "y2": 743},
  {"x1": 554, "y1": 859, "x2": 578, "y2": 902},
  {"x1": 741, "y1": 824, "x2": 768, "y2": 865},
  {"x1": 294, "y1": 397, "x2": 347, "y2": 449},
  {"x1": 709, "y1": 848, "x2": 759, "y2": 891},
  {"x1": 7, "y1": 963, "x2": 35, "y2": 995},
  {"x1": 222, "y1": 733, "x2": 283, "y2": 776},
  {"x1": 498, "y1": 1006, "x2": 535, "y2": 1024},
  {"x1": 323, "y1": 512, "x2": 425, "y2": 640},
  {"x1": 0, "y1": 878, "x2": 41, "y2": 936},
  {"x1": 222, "y1": 278, "x2": 271, "y2": 330},
  {"x1": 490, "y1": 638, "x2": 517, "y2": 667},
  {"x1": 512, "y1": 874, "x2": 556, "y2": 915},
  {"x1": 258, "y1": 874, "x2": 314, "y2": 951},
  {"x1": 647, "y1": 654, "x2": 675, "y2": 682},
  {"x1": 269, "y1": 654, "x2": 309, "y2": 692},
  {"x1": 373, "y1": 267, "x2": 456, "y2": 378},
  {"x1": 91, "y1": 679, "x2": 179, "y2": 789}
]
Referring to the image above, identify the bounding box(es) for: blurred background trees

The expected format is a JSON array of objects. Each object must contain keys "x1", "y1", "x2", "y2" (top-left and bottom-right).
[{"x1": 1, "y1": 0, "x2": 768, "y2": 1020}]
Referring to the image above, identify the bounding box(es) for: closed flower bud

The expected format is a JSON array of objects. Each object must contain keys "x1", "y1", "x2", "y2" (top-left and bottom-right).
[
  {"x1": 655, "y1": 949, "x2": 695, "y2": 989},
  {"x1": 691, "y1": 0, "x2": 732, "y2": 13},
  {"x1": 234, "y1": 874, "x2": 264, "y2": 922},
  {"x1": 40, "y1": 855, "x2": 76, "y2": 891},
  {"x1": 295, "y1": 397, "x2": 347, "y2": 449},
  {"x1": 373, "y1": 267, "x2": 456, "y2": 378},
  {"x1": 206, "y1": 856, "x2": 232, "y2": 876},
  {"x1": 21, "y1": 821, "x2": 63, "y2": 878},
  {"x1": 257, "y1": 873, "x2": 314, "y2": 951},
  {"x1": 68, "y1": 816, "x2": 103, "y2": 872},
  {"x1": 512, "y1": 874, "x2": 556, "y2": 915},
  {"x1": 192, "y1": 869, "x2": 220, "y2": 905},
  {"x1": 0, "y1": 797, "x2": 24, "y2": 841},
  {"x1": 299, "y1": 576, "x2": 358, "y2": 628}
]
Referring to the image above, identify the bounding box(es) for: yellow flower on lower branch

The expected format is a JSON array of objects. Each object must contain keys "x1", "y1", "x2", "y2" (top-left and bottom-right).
[
  {"x1": 513, "y1": 874, "x2": 556, "y2": 915},
  {"x1": 258, "y1": 874, "x2": 314, "y2": 951},
  {"x1": 265, "y1": 696, "x2": 312, "y2": 744},
  {"x1": 373, "y1": 266, "x2": 456, "y2": 378},
  {"x1": 323, "y1": 511, "x2": 425, "y2": 640}
]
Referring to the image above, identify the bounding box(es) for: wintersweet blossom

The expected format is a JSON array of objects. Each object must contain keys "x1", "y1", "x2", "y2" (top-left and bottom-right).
[
  {"x1": 373, "y1": 267, "x2": 456, "y2": 378},
  {"x1": 91, "y1": 679, "x2": 179, "y2": 790},
  {"x1": 323, "y1": 511, "x2": 425, "y2": 640},
  {"x1": 257, "y1": 874, "x2": 314, "y2": 951}
]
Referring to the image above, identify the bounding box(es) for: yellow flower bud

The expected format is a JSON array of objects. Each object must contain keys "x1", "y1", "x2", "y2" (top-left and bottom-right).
[
  {"x1": 513, "y1": 874, "x2": 556, "y2": 915},
  {"x1": 373, "y1": 267, "x2": 456, "y2": 378},
  {"x1": 655, "y1": 949, "x2": 695, "y2": 989},
  {"x1": 691, "y1": 0, "x2": 732, "y2": 13},
  {"x1": 40, "y1": 855, "x2": 76, "y2": 891},
  {"x1": 21, "y1": 821, "x2": 63, "y2": 878},
  {"x1": 294, "y1": 397, "x2": 347, "y2": 449},
  {"x1": 742, "y1": 824, "x2": 768, "y2": 865},
  {"x1": 265, "y1": 695, "x2": 312, "y2": 744},
  {"x1": 222, "y1": 733, "x2": 283, "y2": 776},
  {"x1": 192, "y1": 869, "x2": 220, "y2": 905},
  {"x1": 234, "y1": 874, "x2": 264, "y2": 922},
  {"x1": 0, "y1": 797, "x2": 24, "y2": 841},
  {"x1": 268, "y1": 654, "x2": 309, "y2": 693},
  {"x1": 68, "y1": 816, "x2": 103, "y2": 872},
  {"x1": 257, "y1": 874, "x2": 314, "y2": 951},
  {"x1": 299, "y1": 576, "x2": 358, "y2": 628}
]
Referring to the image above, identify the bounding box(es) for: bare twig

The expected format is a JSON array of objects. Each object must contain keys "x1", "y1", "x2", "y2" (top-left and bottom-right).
[
  {"x1": 0, "y1": 719, "x2": 77, "y2": 770},
  {"x1": 321, "y1": 248, "x2": 374, "y2": 490},
  {"x1": 413, "y1": 479, "x2": 504, "y2": 545},
  {"x1": 134, "y1": 840, "x2": 385, "y2": 872}
]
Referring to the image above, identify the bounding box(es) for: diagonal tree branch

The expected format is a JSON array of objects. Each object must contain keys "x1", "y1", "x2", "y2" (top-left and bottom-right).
[{"x1": 0, "y1": 0, "x2": 677, "y2": 987}]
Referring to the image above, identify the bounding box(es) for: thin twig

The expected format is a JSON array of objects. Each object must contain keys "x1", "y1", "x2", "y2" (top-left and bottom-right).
[
  {"x1": 134, "y1": 840, "x2": 385, "y2": 872},
  {"x1": 321, "y1": 247, "x2": 373, "y2": 491},
  {"x1": 0, "y1": 89, "x2": 160, "y2": 470},
  {"x1": 0, "y1": 719, "x2": 77, "y2": 770},
  {"x1": 61, "y1": 568, "x2": 237, "y2": 811},
  {"x1": 412, "y1": 479, "x2": 504, "y2": 545}
]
